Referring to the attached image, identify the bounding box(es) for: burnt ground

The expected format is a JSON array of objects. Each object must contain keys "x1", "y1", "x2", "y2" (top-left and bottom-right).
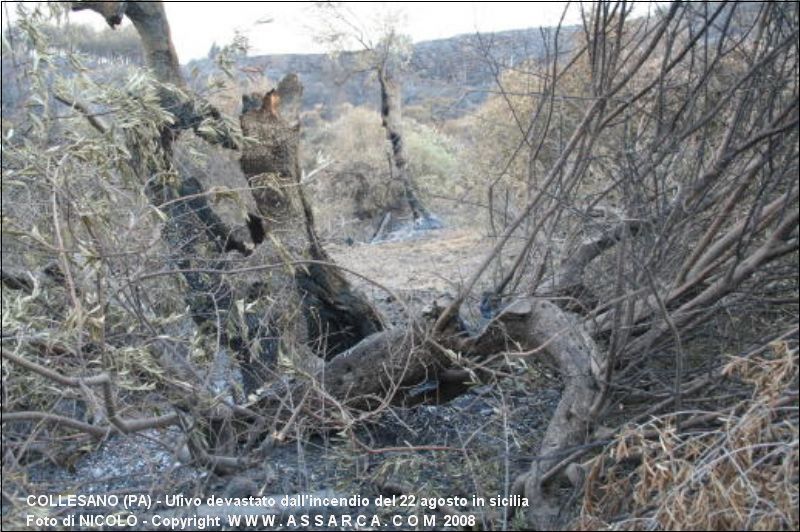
[{"x1": 4, "y1": 224, "x2": 561, "y2": 531}]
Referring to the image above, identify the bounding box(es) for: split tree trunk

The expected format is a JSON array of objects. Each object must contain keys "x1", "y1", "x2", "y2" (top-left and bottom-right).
[{"x1": 239, "y1": 75, "x2": 383, "y2": 362}]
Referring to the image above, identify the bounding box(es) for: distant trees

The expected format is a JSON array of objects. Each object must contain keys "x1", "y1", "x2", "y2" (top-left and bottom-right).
[{"x1": 47, "y1": 22, "x2": 143, "y2": 63}]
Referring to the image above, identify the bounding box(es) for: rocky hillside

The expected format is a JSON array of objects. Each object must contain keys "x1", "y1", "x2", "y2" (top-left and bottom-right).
[{"x1": 187, "y1": 26, "x2": 577, "y2": 119}]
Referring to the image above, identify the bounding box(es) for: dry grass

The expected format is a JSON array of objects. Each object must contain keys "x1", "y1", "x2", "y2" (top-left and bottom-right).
[{"x1": 578, "y1": 339, "x2": 799, "y2": 530}]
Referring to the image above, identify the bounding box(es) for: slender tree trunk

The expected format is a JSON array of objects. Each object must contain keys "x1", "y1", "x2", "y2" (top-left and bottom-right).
[{"x1": 377, "y1": 67, "x2": 441, "y2": 229}]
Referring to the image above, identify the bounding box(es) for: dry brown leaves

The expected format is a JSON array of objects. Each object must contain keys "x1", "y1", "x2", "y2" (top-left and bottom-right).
[{"x1": 578, "y1": 339, "x2": 799, "y2": 531}]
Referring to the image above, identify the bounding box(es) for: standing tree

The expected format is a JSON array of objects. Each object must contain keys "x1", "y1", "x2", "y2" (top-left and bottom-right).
[{"x1": 314, "y1": 2, "x2": 443, "y2": 231}]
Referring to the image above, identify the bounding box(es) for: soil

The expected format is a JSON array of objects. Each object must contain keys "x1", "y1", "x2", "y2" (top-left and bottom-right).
[{"x1": 329, "y1": 227, "x2": 492, "y2": 294}]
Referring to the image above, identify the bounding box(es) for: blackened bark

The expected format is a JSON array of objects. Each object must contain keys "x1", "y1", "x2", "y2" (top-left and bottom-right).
[
  {"x1": 377, "y1": 67, "x2": 441, "y2": 229},
  {"x1": 239, "y1": 75, "x2": 383, "y2": 360}
]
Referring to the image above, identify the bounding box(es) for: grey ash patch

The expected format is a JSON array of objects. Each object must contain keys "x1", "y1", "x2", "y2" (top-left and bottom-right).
[
  {"x1": 21, "y1": 428, "x2": 202, "y2": 496},
  {"x1": 360, "y1": 380, "x2": 560, "y2": 454}
]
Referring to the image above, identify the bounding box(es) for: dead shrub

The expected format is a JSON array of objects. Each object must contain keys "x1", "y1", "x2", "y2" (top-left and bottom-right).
[{"x1": 578, "y1": 340, "x2": 799, "y2": 530}]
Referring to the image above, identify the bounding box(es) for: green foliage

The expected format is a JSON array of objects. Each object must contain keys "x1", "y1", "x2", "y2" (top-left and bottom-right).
[
  {"x1": 303, "y1": 103, "x2": 465, "y2": 234},
  {"x1": 309, "y1": 104, "x2": 462, "y2": 186},
  {"x1": 315, "y1": 104, "x2": 388, "y2": 169},
  {"x1": 1, "y1": 7, "x2": 201, "y2": 418},
  {"x1": 405, "y1": 121, "x2": 462, "y2": 195}
]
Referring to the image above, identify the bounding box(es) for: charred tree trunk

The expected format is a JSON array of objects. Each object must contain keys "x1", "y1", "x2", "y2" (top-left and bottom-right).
[
  {"x1": 251, "y1": 295, "x2": 603, "y2": 528},
  {"x1": 239, "y1": 76, "x2": 383, "y2": 361},
  {"x1": 377, "y1": 67, "x2": 441, "y2": 230}
]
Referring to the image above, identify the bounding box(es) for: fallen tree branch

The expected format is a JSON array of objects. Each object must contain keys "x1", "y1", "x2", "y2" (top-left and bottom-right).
[
  {"x1": 2, "y1": 411, "x2": 110, "y2": 438},
  {"x1": 1, "y1": 350, "x2": 179, "y2": 437}
]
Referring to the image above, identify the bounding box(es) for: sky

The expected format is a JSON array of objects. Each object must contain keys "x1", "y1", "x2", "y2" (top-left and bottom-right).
[{"x1": 59, "y1": 2, "x2": 658, "y2": 62}]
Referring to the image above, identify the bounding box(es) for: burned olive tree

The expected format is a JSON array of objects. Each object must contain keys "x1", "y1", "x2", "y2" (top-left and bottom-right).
[
  {"x1": 314, "y1": 3, "x2": 442, "y2": 231},
  {"x1": 68, "y1": 1, "x2": 382, "y2": 384},
  {"x1": 72, "y1": 1, "x2": 267, "y2": 391},
  {"x1": 374, "y1": 33, "x2": 442, "y2": 230},
  {"x1": 440, "y1": 2, "x2": 798, "y2": 526}
]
